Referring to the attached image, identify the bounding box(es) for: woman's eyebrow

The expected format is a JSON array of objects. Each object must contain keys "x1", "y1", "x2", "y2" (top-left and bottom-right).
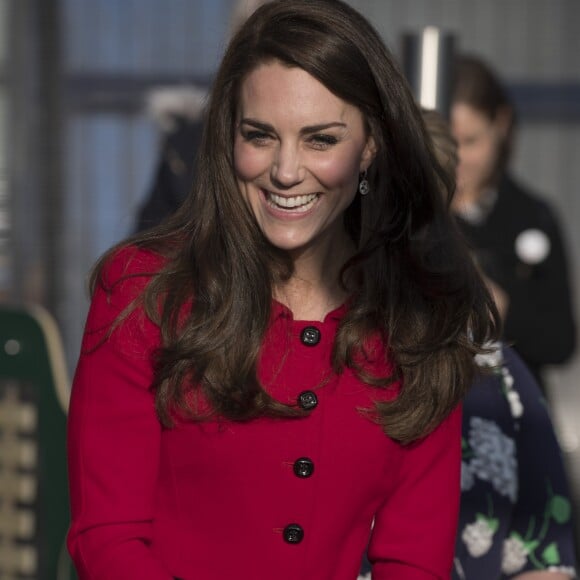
[
  {"x1": 300, "y1": 122, "x2": 347, "y2": 134},
  {"x1": 239, "y1": 118, "x2": 274, "y2": 132},
  {"x1": 240, "y1": 118, "x2": 347, "y2": 135}
]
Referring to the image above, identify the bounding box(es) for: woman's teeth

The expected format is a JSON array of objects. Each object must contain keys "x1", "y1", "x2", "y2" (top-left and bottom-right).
[{"x1": 268, "y1": 192, "x2": 318, "y2": 212}]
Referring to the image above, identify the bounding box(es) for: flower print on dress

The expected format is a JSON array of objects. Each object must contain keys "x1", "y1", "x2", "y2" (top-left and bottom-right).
[
  {"x1": 462, "y1": 515, "x2": 498, "y2": 557},
  {"x1": 461, "y1": 460, "x2": 475, "y2": 492},
  {"x1": 499, "y1": 364, "x2": 524, "y2": 419},
  {"x1": 501, "y1": 366, "x2": 514, "y2": 389},
  {"x1": 468, "y1": 417, "x2": 517, "y2": 502},
  {"x1": 461, "y1": 437, "x2": 476, "y2": 491},
  {"x1": 506, "y1": 387, "x2": 523, "y2": 418},
  {"x1": 475, "y1": 343, "x2": 523, "y2": 420},
  {"x1": 502, "y1": 535, "x2": 529, "y2": 575},
  {"x1": 499, "y1": 488, "x2": 574, "y2": 575},
  {"x1": 474, "y1": 341, "x2": 503, "y2": 369}
]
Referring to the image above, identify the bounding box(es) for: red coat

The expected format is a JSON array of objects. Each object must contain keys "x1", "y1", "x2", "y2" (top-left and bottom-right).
[{"x1": 67, "y1": 247, "x2": 462, "y2": 579}]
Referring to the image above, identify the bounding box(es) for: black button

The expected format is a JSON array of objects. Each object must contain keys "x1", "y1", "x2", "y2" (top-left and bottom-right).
[
  {"x1": 293, "y1": 457, "x2": 314, "y2": 478},
  {"x1": 283, "y1": 524, "x2": 304, "y2": 544},
  {"x1": 300, "y1": 326, "x2": 321, "y2": 346},
  {"x1": 298, "y1": 390, "x2": 318, "y2": 410}
]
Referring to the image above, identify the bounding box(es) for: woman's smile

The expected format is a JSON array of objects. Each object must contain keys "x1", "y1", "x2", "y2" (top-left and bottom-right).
[{"x1": 263, "y1": 189, "x2": 320, "y2": 214}]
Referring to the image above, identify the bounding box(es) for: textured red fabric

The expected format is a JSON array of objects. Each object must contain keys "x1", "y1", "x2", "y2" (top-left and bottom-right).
[{"x1": 67, "y1": 246, "x2": 461, "y2": 579}]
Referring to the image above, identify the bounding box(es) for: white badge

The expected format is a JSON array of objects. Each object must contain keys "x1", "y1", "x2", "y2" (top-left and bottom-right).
[{"x1": 515, "y1": 228, "x2": 551, "y2": 264}]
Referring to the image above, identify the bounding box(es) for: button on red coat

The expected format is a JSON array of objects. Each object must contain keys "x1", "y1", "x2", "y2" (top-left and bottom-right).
[
  {"x1": 298, "y1": 390, "x2": 318, "y2": 410},
  {"x1": 300, "y1": 326, "x2": 321, "y2": 346},
  {"x1": 293, "y1": 457, "x2": 314, "y2": 478},
  {"x1": 283, "y1": 524, "x2": 304, "y2": 544}
]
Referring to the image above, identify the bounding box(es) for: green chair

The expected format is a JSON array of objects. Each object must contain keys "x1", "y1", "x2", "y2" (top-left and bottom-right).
[{"x1": 0, "y1": 304, "x2": 74, "y2": 579}]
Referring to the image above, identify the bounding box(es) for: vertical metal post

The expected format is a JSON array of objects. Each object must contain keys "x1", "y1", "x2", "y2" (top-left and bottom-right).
[
  {"x1": 8, "y1": 0, "x2": 63, "y2": 310},
  {"x1": 400, "y1": 27, "x2": 456, "y2": 118},
  {"x1": 36, "y1": 0, "x2": 63, "y2": 313},
  {"x1": 0, "y1": 0, "x2": 12, "y2": 300}
]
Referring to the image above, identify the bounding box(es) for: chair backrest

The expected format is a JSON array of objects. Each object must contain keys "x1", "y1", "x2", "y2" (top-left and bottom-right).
[{"x1": 0, "y1": 304, "x2": 73, "y2": 580}]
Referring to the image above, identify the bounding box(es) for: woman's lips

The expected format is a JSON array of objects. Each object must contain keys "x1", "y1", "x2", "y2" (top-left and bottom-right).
[{"x1": 263, "y1": 189, "x2": 320, "y2": 213}]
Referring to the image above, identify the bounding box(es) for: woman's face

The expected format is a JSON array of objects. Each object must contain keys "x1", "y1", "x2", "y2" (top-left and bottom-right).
[
  {"x1": 234, "y1": 60, "x2": 375, "y2": 255},
  {"x1": 450, "y1": 102, "x2": 506, "y2": 197}
]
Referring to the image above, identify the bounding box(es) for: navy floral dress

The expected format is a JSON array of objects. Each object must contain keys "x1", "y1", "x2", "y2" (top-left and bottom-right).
[
  {"x1": 360, "y1": 343, "x2": 577, "y2": 579},
  {"x1": 454, "y1": 344, "x2": 576, "y2": 579}
]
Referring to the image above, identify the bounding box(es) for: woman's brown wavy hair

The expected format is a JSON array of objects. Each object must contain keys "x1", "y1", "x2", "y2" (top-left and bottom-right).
[{"x1": 92, "y1": 0, "x2": 500, "y2": 444}]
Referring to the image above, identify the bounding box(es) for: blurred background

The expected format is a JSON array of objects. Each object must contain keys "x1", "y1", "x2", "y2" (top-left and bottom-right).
[{"x1": 0, "y1": 0, "x2": 578, "y2": 578}]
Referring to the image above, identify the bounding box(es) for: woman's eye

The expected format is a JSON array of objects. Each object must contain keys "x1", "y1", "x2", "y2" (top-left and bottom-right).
[
  {"x1": 309, "y1": 134, "x2": 338, "y2": 149},
  {"x1": 242, "y1": 130, "x2": 272, "y2": 145}
]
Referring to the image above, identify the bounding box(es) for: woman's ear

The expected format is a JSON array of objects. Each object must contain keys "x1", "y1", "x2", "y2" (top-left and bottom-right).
[{"x1": 360, "y1": 135, "x2": 377, "y2": 172}]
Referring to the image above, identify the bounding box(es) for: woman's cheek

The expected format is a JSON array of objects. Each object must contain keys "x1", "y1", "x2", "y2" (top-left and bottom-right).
[
  {"x1": 315, "y1": 149, "x2": 361, "y2": 188},
  {"x1": 234, "y1": 142, "x2": 269, "y2": 181},
  {"x1": 233, "y1": 140, "x2": 250, "y2": 179}
]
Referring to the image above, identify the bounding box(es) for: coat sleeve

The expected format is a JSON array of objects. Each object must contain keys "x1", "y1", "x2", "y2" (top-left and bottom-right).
[
  {"x1": 67, "y1": 247, "x2": 174, "y2": 580},
  {"x1": 367, "y1": 405, "x2": 463, "y2": 579}
]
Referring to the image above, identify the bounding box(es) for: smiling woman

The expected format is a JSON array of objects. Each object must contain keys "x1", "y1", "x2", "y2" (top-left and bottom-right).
[{"x1": 66, "y1": 1, "x2": 499, "y2": 579}]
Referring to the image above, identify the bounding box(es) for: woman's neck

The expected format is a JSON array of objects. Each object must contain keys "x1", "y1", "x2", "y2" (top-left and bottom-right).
[
  {"x1": 452, "y1": 181, "x2": 498, "y2": 215},
  {"x1": 452, "y1": 183, "x2": 484, "y2": 211},
  {"x1": 274, "y1": 233, "x2": 355, "y2": 321}
]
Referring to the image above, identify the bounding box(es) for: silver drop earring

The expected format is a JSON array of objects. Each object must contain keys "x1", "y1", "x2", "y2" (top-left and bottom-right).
[{"x1": 358, "y1": 170, "x2": 370, "y2": 196}]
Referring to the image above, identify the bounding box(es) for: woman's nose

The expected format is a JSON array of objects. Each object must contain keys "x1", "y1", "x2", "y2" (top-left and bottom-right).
[{"x1": 270, "y1": 142, "x2": 304, "y2": 188}]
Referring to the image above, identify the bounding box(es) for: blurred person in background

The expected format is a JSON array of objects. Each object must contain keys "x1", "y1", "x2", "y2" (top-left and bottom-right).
[
  {"x1": 135, "y1": 0, "x2": 272, "y2": 231},
  {"x1": 427, "y1": 107, "x2": 577, "y2": 580},
  {"x1": 450, "y1": 55, "x2": 576, "y2": 390}
]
